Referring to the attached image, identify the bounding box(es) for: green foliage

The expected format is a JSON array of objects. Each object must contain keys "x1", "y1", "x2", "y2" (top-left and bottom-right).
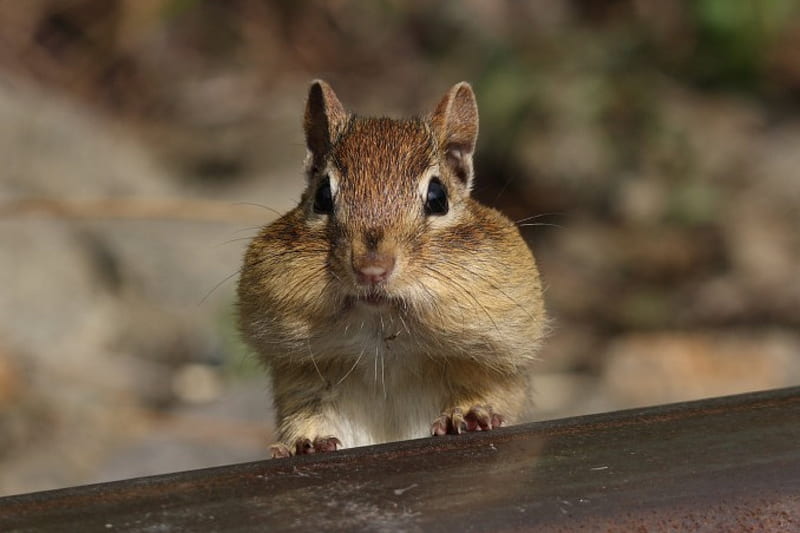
[
  {"x1": 162, "y1": 0, "x2": 202, "y2": 19},
  {"x1": 666, "y1": 181, "x2": 720, "y2": 227},
  {"x1": 688, "y1": 0, "x2": 799, "y2": 90}
]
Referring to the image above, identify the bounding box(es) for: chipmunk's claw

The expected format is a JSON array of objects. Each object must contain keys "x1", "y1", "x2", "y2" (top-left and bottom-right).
[
  {"x1": 431, "y1": 405, "x2": 504, "y2": 436},
  {"x1": 431, "y1": 407, "x2": 466, "y2": 435},
  {"x1": 464, "y1": 404, "x2": 505, "y2": 431},
  {"x1": 295, "y1": 436, "x2": 342, "y2": 455},
  {"x1": 270, "y1": 443, "x2": 293, "y2": 459},
  {"x1": 269, "y1": 435, "x2": 342, "y2": 458}
]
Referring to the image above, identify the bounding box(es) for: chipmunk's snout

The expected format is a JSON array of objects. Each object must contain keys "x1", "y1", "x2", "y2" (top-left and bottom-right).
[
  {"x1": 353, "y1": 251, "x2": 395, "y2": 286},
  {"x1": 350, "y1": 228, "x2": 397, "y2": 286}
]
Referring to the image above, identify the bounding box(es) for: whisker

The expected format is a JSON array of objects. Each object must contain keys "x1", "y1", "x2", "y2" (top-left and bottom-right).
[
  {"x1": 215, "y1": 235, "x2": 260, "y2": 247},
  {"x1": 513, "y1": 212, "x2": 565, "y2": 225},
  {"x1": 424, "y1": 265, "x2": 501, "y2": 336},
  {"x1": 485, "y1": 277, "x2": 539, "y2": 323},
  {"x1": 336, "y1": 347, "x2": 365, "y2": 385},
  {"x1": 327, "y1": 266, "x2": 343, "y2": 283},
  {"x1": 280, "y1": 265, "x2": 329, "y2": 304},
  {"x1": 199, "y1": 268, "x2": 241, "y2": 305},
  {"x1": 238, "y1": 248, "x2": 327, "y2": 276},
  {"x1": 232, "y1": 202, "x2": 284, "y2": 217},
  {"x1": 230, "y1": 225, "x2": 263, "y2": 236},
  {"x1": 307, "y1": 338, "x2": 326, "y2": 384},
  {"x1": 373, "y1": 345, "x2": 379, "y2": 387},
  {"x1": 413, "y1": 279, "x2": 439, "y2": 308},
  {"x1": 439, "y1": 259, "x2": 540, "y2": 325},
  {"x1": 268, "y1": 248, "x2": 330, "y2": 259},
  {"x1": 492, "y1": 173, "x2": 516, "y2": 206},
  {"x1": 517, "y1": 222, "x2": 563, "y2": 229},
  {"x1": 381, "y1": 349, "x2": 386, "y2": 399},
  {"x1": 378, "y1": 311, "x2": 388, "y2": 399},
  {"x1": 397, "y1": 314, "x2": 410, "y2": 336}
]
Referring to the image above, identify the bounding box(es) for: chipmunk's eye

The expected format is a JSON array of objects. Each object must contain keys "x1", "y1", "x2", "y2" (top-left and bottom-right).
[
  {"x1": 313, "y1": 175, "x2": 334, "y2": 214},
  {"x1": 424, "y1": 177, "x2": 448, "y2": 216}
]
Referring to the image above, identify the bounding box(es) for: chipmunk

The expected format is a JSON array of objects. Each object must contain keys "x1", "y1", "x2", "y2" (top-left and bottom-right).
[{"x1": 237, "y1": 80, "x2": 547, "y2": 457}]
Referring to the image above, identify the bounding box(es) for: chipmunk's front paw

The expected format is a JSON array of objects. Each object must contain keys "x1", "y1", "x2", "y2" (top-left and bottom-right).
[
  {"x1": 430, "y1": 405, "x2": 505, "y2": 436},
  {"x1": 295, "y1": 436, "x2": 342, "y2": 454},
  {"x1": 270, "y1": 443, "x2": 293, "y2": 459},
  {"x1": 269, "y1": 436, "x2": 342, "y2": 458}
]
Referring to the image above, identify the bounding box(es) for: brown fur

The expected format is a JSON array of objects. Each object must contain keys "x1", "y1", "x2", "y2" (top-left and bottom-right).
[{"x1": 237, "y1": 80, "x2": 547, "y2": 452}]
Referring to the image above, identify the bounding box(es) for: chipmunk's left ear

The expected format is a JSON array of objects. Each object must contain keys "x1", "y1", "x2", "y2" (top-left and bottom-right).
[
  {"x1": 304, "y1": 79, "x2": 349, "y2": 174},
  {"x1": 430, "y1": 82, "x2": 479, "y2": 189}
]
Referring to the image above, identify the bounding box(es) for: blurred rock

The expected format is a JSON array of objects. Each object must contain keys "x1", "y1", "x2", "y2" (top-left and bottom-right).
[
  {"x1": 603, "y1": 330, "x2": 800, "y2": 408},
  {"x1": 535, "y1": 321, "x2": 604, "y2": 373},
  {"x1": 172, "y1": 363, "x2": 224, "y2": 405},
  {"x1": 0, "y1": 344, "x2": 24, "y2": 407},
  {"x1": 615, "y1": 177, "x2": 668, "y2": 224},
  {"x1": 531, "y1": 372, "x2": 605, "y2": 420},
  {"x1": 0, "y1": 78, "x2": 248, "y2": 495},
  {"x1": 92, "y1": 380, "x2": 272, "y2": 484},
  {"x1": 0, "y1": 79, "x2": 169, "y2": 197}
]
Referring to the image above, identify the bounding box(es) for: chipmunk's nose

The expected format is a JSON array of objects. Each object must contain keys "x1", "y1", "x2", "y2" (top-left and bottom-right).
[{"x1": 353, "y1": 252, "x2": 395, "y2": 286}]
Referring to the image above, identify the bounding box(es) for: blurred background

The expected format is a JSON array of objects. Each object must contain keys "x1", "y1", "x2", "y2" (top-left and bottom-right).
[{"x1": 1, "y1": 0, "x2": 799, "y2": 496}]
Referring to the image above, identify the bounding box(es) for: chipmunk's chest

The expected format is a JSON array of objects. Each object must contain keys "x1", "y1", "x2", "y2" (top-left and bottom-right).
[
  {"x1": 323, "y1": 369, "x2": 445, "y2": 448},
  {"x1": 316, "y1": 308, "x2": 446, "y2": 448}
]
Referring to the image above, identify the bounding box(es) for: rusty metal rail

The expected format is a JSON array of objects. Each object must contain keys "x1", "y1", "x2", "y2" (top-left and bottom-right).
[{"x1": 2, "y1": 387, "x2": 799, "y2": 532}]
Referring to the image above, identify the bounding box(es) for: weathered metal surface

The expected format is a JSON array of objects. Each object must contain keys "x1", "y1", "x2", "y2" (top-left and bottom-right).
[{"x1": 1, "y1": 387, "x2": 799, "y2": 532}]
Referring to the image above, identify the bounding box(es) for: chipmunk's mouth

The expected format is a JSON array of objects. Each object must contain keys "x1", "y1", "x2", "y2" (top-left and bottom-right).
[
  {"x1": 360, "y1": 291, "x2": 386, "y2": 305},
  {"x1": 347, "y1": 289, "x2": 393, "y2": 309}
]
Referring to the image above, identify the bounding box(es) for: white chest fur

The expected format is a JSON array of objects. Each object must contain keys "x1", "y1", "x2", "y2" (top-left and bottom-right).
[
  {"x1": 309, "y1": 306, "x2": 447, "y2": 448},
  {"x1": 321, "y1": 376, "x2": 442, "y2": 448}
]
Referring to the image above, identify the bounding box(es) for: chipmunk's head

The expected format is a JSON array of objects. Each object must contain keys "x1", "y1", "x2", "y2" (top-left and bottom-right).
[{"x1": 301, "y1": 79, "x2": 480, "y2": 309}]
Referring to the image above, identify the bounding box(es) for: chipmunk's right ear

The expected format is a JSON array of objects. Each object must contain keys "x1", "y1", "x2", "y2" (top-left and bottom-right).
[{"x1": 304, "y1": 80, "x2": 348, "y2": 172}]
